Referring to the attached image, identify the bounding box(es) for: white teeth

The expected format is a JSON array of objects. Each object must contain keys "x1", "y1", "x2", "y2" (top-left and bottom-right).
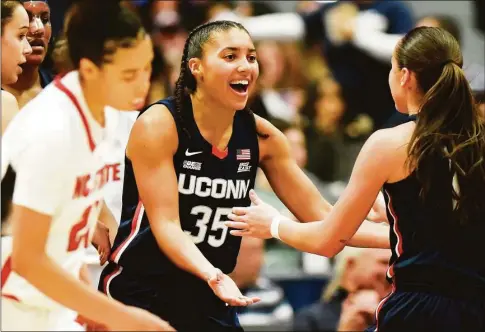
[{"x1": 230, "y1": 80, "x2": 249, "y2": 85}]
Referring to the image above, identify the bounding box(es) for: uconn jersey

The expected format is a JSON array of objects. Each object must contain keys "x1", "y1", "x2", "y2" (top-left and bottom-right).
[
  {"x1": 1, "y1": 71, "x2": 120, "y2": 312},
  {"x1": 108, "y1": 97, "x2": 259, "y2": 276}
]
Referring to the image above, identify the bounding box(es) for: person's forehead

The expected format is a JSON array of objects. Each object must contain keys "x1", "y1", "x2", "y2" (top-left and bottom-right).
[
  {"x1": 206, "y1": 29, "x2": 254, "y2": 50},
  {"x1": 22, "y1": 1, "x2": 50, "y2": 13},
  {"x1": 106, "y1": 37, "x2": 153, "y2": 68}
]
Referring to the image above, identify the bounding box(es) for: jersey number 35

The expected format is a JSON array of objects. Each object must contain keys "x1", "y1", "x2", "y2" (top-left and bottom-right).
[{"x1": 184, "y1": 206, "x2": 231, "y2": 248}]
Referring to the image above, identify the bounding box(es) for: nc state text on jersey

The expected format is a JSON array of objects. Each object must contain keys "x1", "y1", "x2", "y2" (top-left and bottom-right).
[{"x1": 73, "y1": 163, "x2": 121, "y2": 199}]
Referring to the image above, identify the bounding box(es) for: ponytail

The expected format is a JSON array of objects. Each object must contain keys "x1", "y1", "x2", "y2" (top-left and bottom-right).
[{"x1": 399, "y1": 27, "x2": 485, "y2": 225}]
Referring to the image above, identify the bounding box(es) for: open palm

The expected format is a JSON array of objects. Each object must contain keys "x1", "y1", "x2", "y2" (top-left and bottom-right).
[{"x1": 208, "y1": 269, "x2": 260, "y2": 307}]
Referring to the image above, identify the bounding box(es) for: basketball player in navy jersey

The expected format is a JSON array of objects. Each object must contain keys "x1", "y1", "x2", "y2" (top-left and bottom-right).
[
  {"x1": 100, "y1": 20, "x2": 389, "y2": 331},
  {"x1": 229, "y1": 27, "x2": 485, "y2": 331}
]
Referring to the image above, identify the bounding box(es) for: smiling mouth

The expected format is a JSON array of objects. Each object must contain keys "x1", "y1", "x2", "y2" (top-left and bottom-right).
[{"x1": 229, "y1": 80, "x2": 249, "y2": 94}]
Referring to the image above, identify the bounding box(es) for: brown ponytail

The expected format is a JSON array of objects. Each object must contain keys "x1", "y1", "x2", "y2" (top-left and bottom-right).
[{"x1": 397, "y1": 27, "x2": 485, "y2": 225}]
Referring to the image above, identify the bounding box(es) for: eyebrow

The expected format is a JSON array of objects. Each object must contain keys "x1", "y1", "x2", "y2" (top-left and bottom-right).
[{"x1": 222, "y1": 47, "x2": 256, "y2": 53}]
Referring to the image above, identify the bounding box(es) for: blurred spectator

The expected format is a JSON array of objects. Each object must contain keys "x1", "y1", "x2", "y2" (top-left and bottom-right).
[
  {"x1": 249, "y1": 40, "x2": 299, "y2": 122},
  {"x1": 231, "y1": 237, "x2": 293, "y2": 330},
  {"x1": 293, "y1": 247, "x2": 390, "y2": 331},
  {"x1": 40, "y1": 0, "x2": 75, "y2": 38},
  {"x1": 2, "y1": 0, "x2": 54, "y2": 108},
  {"x1": 301, "y1": 77, "x2": 346, "y2": 182},
  {"x1": 296, "y1": 1, "x2": 322, "y2": 15},
  {"x1": 336, "y1": 289, "x2": 380, "y2": 331},
  {"x1": 146, "y1": 0, "x2": 187, "y2": 104},
  {"x1": 219, "y1": 0, "x2": 414, "y2": 136},
  {"x1": 415, "y1": 15, "x2": 484, "y2": 104},
  {"x1": 379, "y1": 13, "x2": 485, "y2": 127},
  {"x1": 255, "y1": 119, "x2": 331, "y2": 210}
]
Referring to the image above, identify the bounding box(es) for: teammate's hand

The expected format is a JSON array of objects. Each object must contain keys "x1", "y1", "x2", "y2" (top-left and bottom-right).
[
  {"x1": 91, "y1": 221, "x2": 111, "y2": 265},
  {"x1": 367, "y1": 191, "x2": 388, "y2": 223},
  {"x1": 208, "y1": 269, "x2": 261, "y2": 307},
  {"x1": 111, "y1": 306, "x2": 175, "y2": 331},
  {"x1": 226, "y1": 190, "x2": 279, "y2": 239}
]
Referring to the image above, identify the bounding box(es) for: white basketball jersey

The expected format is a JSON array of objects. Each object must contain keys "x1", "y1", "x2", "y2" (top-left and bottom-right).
[
  {"x1": 1, "y1": 71, "x2": 120, "y2": 310},
  {"x1": 102, "y1": 109, "x2": 138, "y2": 223}
]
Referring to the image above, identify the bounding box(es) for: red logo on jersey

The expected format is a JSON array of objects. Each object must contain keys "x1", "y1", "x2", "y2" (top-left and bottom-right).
[
  {"x1": 67, "y1": 200, "x2": 101, "y2": 252},
  {"x1": 73, "y1": 163, "x2": 121, "y2": 199}
]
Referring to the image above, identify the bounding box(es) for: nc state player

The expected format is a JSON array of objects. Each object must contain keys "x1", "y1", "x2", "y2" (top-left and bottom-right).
[{"x1": 0, "y1": 1, "x2": 172, "y2": 331}]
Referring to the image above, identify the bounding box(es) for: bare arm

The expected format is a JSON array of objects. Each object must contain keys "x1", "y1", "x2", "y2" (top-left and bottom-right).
[
  {"x1": 257, "y1": 116, "x2": 332, "y2": 222},
  {"x1": 127, "y1": 104, "x2": 219, "y2": 282},
  {"x1": 11, "y1": 205, "x2": 130, "y2": 327},
  {"x1": 235, "y1": 129, "x2": 396, "y2": 255},
  {"x1": 9, "y1": 131, "x2": 171, "y2": 331},
  {"x1": 255, "y1": 117, "x2": 390, "y2": 249},
  {"x1": 98, "y1": 201, "x2": 118, "y2": 246}
]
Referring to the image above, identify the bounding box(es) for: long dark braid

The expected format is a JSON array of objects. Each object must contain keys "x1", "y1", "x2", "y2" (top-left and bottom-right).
[{"x1": 174, "y1": 20, "x2": 269, "y2": 139}]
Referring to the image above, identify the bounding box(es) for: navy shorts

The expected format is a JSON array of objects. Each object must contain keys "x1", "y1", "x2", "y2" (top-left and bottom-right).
[
  {"x1": 366, "y1": 283, "x2": 485, "y2": 332},
  {"x1": 99, "y1": 262, "x2": 244, "y2": 332}
]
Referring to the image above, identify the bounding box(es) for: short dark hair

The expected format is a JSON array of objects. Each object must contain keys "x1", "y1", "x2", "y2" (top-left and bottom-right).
[
  {"x1": 1, "y1": 0, "x2": 22, "y2": 33},
  {"x1": 65, "y1": 0, "x2": 146, "y2": 68}
]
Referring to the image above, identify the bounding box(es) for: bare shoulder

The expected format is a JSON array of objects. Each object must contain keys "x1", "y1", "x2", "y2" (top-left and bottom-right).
[
  {"x1": 365, "y1": 121, "x2": 414, "y2": 152},
  {"x1": 127, "y1": 103, "x2": 178, "y2": 159},
  {"x1": 254, "y1": 114, "x2": 278, "y2": 135},
  {"x1": 254, "y1": 114, "x2": 290, "y2": 162},
  {"x1": 360, "y1": 122, "x2": 414, "y2": 180}
]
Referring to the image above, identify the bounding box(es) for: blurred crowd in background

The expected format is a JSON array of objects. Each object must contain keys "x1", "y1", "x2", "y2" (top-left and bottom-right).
[{"x1": 3, "y1": 0, "x2": 484, "y2": 330}]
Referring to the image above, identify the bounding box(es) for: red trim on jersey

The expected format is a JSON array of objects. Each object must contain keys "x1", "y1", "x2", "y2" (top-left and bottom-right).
[
  {"x1": 109, "y1": 200, "x2": 143, "y2": 262},
  {"x1": 1, "y1": 256, "x2": 13, "y2": 288},
  {"x1": 2, "y1": 293, "x2": 20, "y2": 302},
  {"x1": 374, "y1": 284, "x2": 396, "y2": 331},
  {"x1": 1, "y1": 256, "x2": 20, "y2": 302},
  {"x1": 102, "y1": 265, "x2": 122, "y2": 295},
  {"x1": 54, "y1": 76, "x2": 96, "y2": 152},
  {"x1": 212, "y1": 146, "x2": 228, "y2": 159},
  {"x1": 385, "y1": 190, "x2": 403, "y2": 278}
]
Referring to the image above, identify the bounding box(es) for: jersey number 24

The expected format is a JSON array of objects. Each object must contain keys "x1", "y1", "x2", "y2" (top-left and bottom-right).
[{"x1": 67, "y1": 201, "x2": 101, "y2": 252}]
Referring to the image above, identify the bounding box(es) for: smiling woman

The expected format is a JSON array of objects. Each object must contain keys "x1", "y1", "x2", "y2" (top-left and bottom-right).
[{"x1": 97, "y1": 20, "x2": 263, "y2": 332}]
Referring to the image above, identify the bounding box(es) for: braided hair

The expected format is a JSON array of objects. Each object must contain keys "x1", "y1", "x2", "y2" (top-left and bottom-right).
[{"x1": 174, "y1": 20, "x2": 268, "y2": 139}]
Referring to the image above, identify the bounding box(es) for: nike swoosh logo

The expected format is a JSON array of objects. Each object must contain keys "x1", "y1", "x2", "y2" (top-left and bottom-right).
[{"x1": 185, "y1": 149, "x2": 203, "y2": 156}]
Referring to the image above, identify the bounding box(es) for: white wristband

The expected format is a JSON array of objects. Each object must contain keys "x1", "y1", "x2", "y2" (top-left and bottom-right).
[{"x1": 270, "y1": 216, "x2": 282, "y2": 240}]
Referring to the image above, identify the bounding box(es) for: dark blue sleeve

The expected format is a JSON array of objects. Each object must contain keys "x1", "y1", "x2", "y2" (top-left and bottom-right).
[
  {"x1": 301, "y1": 3, "x2": 339, "y2": 47},
  {"x1": 382, "y1": 1, "x2": 415, "y2": 34}
]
